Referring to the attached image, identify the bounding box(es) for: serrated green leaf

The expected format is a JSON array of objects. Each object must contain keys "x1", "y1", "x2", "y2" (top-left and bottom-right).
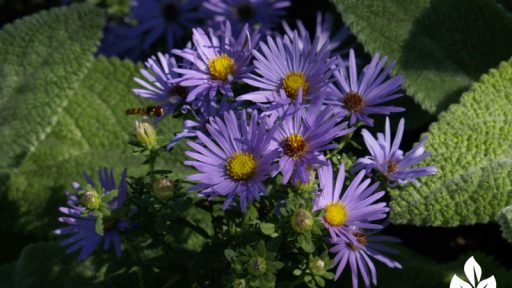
[
  {"x1": 389, "y1": 59, "x2": 512, "y2": 226},
  {"x1": 496, "y1": 205, "x2": 512, "y2": 243},
  {"x1": 333, "y1": 0, "x2": 512, "y2": 113},
  {"x1": 3, "y1": 57, "x2": 189, "y2": 235}
]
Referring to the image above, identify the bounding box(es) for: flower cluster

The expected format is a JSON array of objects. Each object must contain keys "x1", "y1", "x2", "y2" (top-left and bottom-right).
[
  {"x1": 56, "y1": 8, "x2": 438, "y2": 288},
  {"x1": 126, "y1": 20, "x2": 434, "y2": 286}
]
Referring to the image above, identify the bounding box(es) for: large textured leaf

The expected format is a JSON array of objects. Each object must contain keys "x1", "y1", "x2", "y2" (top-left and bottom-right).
[
  {"x1": 0, "y1": 3, "x2": 104, "y2": 186},
  {"x1": 389, "y1": 59, "x2": 512, "y2": 226},
  {"x1": 333, "y1": 0, "x2": 512, "y2": 113},
  {"x1": 496, "y1": 205, "x2": 512, "y2": 243},
  {"x1": 3, "y1": 57, "x2": 189, "y2": 235}
]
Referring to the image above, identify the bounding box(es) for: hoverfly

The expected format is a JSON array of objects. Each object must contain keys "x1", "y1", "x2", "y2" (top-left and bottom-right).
[{"x1": 125, "y1": 105, "x2": 165, "y2": 117}]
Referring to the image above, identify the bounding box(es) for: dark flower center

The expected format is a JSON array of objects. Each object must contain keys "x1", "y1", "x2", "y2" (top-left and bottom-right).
[
  {"x1": 347, "y1": 231, "x2": 368, "y2": 250},
  {"x1": 387, "y1": 160, "x2": 398, "y2": 174},
  {"x1": 103, "y1": 218, "x2": 119, "y2": 232},
  {"x1": 162, "y1": 2, "x2": 179, "y2": 21},
  {"x1": 283, "y1": 134, "x2": 308, "y2": 160},
  {"x1": 236, "y1": 4, "x2": 254, "y2": 20},
  {"x1": 169, "y1": 85, "x2": 188, "y2": 99},
  {"x1": 343, "y1": 91, "x2": 365, "y2": 112}
]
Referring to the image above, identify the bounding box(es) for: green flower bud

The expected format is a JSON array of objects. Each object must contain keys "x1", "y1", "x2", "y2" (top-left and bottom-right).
[
  {"x1": 135, "y1": 121, "x2": 157, "y2": 149},
  {"x1": 153, "y1": 177, "x2": 174, "y2": 200},
  {"x1": 309, "y1": 257, "x2": 327, "y2": 276},
  {"x1": 232, "y1": 278, "x2": 246, "y2": 288},
  {"x1": 290, "y1": 209, "x2": 314, "y2": 233},
  {"x1": 295, "y1": 169, "x2": 316, "y2": 192},
  {"x1": 247, "y1": 257, "x2": 267, "y2": 275},
  {"x1": 81, "y1": 189, "x2": 101, "y2": 210}
]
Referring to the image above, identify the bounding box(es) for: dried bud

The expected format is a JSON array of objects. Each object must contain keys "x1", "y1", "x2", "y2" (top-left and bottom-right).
[
  {"x1": 153, "y1": 177, "x2": 173, "y2": 200},
  {"x1": 81, "y1": 189, "x2": 101, "y2": 210},
  {"x1": 135, "y1": 121, "x2": 157, "y2": 149},
  {"x1": 290, "y1": 209, "x2": 314, "y2": 233},
  {"x1": 309, "y1": 257, "x2": 327, "y2": 276},
  {"x1": 247, "y1": 257, "x2": 267, "y2": 275}
]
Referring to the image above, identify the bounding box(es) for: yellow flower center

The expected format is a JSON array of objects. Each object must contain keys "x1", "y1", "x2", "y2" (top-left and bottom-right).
[
  {"x1": 324, "y1": 202, "x2": 348, "y2": 226},
  {"x1": 209, "y1": 53, "x2": 235, "y2": 81},
  {"x1": 283, "y1": 133, "x2": 308, "y2": 160},
  {"x1": 226, "y1": 152, "x2": 257, "y2": 181},
  {"x1": 282, "y1": 72, "x2": 309, "y2": 100}
]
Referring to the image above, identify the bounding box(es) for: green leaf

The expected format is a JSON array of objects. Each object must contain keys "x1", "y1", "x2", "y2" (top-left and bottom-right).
[
  {"x1": 260, "y1": 223, "x2": 276, "y2": 236},
  {"x1": 496, "y1": 205, "x2": 512, "y2": 243},
  {"x1": 2, "y1": 57, "x2": 189, "y2": 235},
  {"x1": 333, "y1": 0, "x2": 512, "y2": 113},
  {"x1": 0, "y1": 3, "x2": 104, "y2": 182},
  {"x1": 389, "y1": 59, "x2": 512, "y2": 225}
]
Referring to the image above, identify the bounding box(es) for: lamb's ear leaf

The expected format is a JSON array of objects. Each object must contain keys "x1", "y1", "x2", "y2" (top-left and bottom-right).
[
  {"x1": 0, "y1": 3, "x2": 104, "y2": 183},
  {"x1": 333, "y1": 0, "x2": 512, "y2": 114},
  {"x1": 388, "y1": 58, "x2": 512, "y2": 226},
  {"x1": 496, "y1": 205, "x2": 512, "y2": 243},
  {"x1": 2, "y1": 56, "x2": 190, "y2": 235}
]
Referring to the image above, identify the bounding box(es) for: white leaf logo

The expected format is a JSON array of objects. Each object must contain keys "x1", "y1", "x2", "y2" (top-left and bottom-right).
[{"x1": 450, "y1": 257, "x2": 497, "y2": 288}]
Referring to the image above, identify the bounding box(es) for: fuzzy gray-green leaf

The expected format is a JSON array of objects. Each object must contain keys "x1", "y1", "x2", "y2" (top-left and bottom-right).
[
  {"x1": 333, "y1": 0, "x2": 512, "y2": 114},
  {"x1": 389, "y1": 59, "x2": 512, "y2": 226},
  {"x1": 496, "y1": 205, "x2": 512, "y2": 243},
  {"x1": 4, "y1": 57, "x2": 189, "y2": 235},
  {"x1": 0, "y1": 4, "x2": 104, "y2": 185}
]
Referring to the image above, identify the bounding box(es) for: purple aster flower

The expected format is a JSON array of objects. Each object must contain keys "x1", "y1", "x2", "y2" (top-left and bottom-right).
[
  {"x1": 282, "y1": 12, "x2": 351, "y2": 52},
  {"x1": 55, "y1": 168, "x2": 133, "y2": 262},
  {"x1": 184, "y1": 110, "x2": 278, "y2": 211},
  {"x1": 313, "y1": 161, "x2": 389, "y2": 241},
  {"x1": 167, "y1": 94, "x2": 237, "y2": 149},
  {"x1": 100, "y1": 0, "x2": 204, "y2": 59},
  {"x1": 327, "y1": 49, "x2": 404, "y2": 126},
  {"x1": 239, "y1": 30, "x2": 335, "y2": 113},
  {"x1": 132, "y1": 53, "x2": 189, "y2": 122},
  {"x1": 172, "y1": 21, "x2": 260, "y2": 102},
  {"x1": 351, "y1": 117, "x2": 437, "y2": 185},
  {"x1": 329, "y1": 228, "x2": 402, "y2": 287},
  {"x1": 204, "y1": 0, "x2": 290, "y2": 33},
  {"x1": 272, "y1": 102, "x2": 352, "y2": 184}
]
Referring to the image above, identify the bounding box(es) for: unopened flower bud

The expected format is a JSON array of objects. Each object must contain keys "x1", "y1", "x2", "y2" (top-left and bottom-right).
[
  {"x1": 290, "y1": 209, "x2": 314, "y2": 233},
  {"x1": 81, "y1": 189, "x2": 101, "y2": 210},
  {"x1": 295, "y1": 168, "x2": 316, "y2": 192},
  {"x1": 247, "y1": 257, "x2": 267, "y2": 275},
  {"x1": 232, "y1": 279, "x2": 246, "y2": 288},
  {"x1": 309, "y1": 257, "x2": 327, "y2": 276},
  {"x1": 153, "y1": 177, "x2": 173, "y2": 200},
  {"x1": 135, "y1": 121, "x2": 157, "y2": 149}
]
